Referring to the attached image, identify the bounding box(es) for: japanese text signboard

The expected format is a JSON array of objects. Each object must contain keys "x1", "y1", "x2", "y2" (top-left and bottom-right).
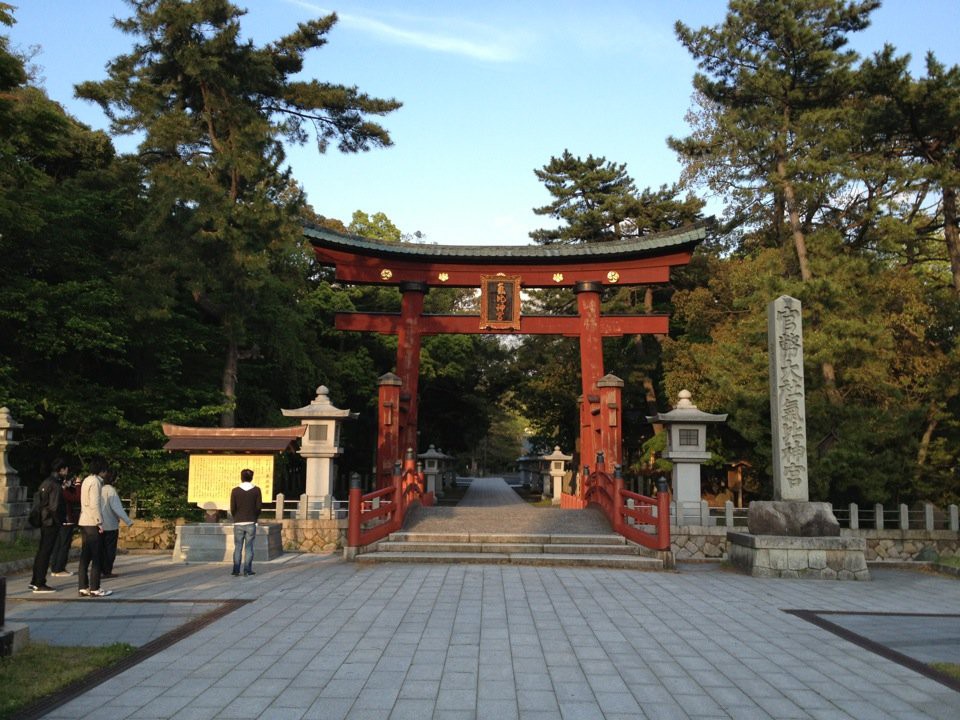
[
  {"x1": 479, "y1": 274, "x2": 521, "y2": 331},
  {"x1": 187, "y1": 454, "x2": 274, "y2": 510}
]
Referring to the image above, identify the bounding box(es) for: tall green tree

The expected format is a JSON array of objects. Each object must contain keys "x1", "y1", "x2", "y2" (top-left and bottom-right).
[
  {"x1": 530, "y1": 150, "x2": 638, "y2": 244},
  {"x1": 670, "y1": 0, "x2": 880, "y2": 405},
  {"x1": 860, "y1": 48, "x2": 960, "y2": 295},
  {"x1": 76, "y1": 0, "x2": 401, "y2": 427},
  {"x1": 1, "y1": 6, "x2": 224, "y2": 510}
]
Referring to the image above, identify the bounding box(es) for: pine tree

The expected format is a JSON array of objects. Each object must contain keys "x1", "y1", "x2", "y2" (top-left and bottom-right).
[
  {"x1": 670, "y1": 0, "x2": 880, "y2": 405},
  {"x1": 860, "y1": 47, "x2": 960, "y2": 295},
  {"x1": 530, "y1": 150, "x2": 639, "y2": 244},
  {"x1": 76, "y1": 0, "x2": 401, "y2": 426}
]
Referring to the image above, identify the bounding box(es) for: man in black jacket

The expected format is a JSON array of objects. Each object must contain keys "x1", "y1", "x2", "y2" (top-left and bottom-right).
[
  {"x1": 29, "y1": 458, "x2": 68, "y2": 593},
  {"x1": 230, "y1": 468, "x2": 262, "y2": 577}
]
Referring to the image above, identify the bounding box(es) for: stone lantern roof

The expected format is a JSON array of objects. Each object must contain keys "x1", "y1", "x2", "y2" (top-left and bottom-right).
[
  {"x1": 646, "y1": 390, "x2": 727, "y2": 425},
  {"x1": 543, "y1": 446, "x2": 573, "y2": 463},
  {"x1": 418, "y1": 445, "x2": 445, "y2": 461},
  {"x1": 282, "y1": 386, "x2": 356, "y2": 420}
]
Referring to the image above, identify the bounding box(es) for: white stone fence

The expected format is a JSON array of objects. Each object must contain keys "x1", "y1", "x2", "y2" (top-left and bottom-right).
[
  {"x1": 265, "y1": 493, "x2": 349, "y2": 520},
  {"x1": 673, "y1": 500, "x2": 960, "y2": 532}
]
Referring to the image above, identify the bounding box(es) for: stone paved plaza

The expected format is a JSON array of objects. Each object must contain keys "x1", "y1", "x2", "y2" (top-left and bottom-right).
[{"x1": 4, "y1": 479, "x2": 960, "y2": 719}]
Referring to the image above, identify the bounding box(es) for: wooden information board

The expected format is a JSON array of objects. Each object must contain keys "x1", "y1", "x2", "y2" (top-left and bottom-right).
[{"x1": 187, "y1": 454, "x2": 274, "y2": 510}]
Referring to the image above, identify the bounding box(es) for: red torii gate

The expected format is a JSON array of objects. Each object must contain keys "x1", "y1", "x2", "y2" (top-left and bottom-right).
[{"x1": 305, "y1": 223, "x2": 707, "y2": 497}]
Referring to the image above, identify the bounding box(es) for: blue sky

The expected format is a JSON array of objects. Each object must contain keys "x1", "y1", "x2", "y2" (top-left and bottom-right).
[{"x1": 7, "y1": 1, "x2": 960, "y2": 245}]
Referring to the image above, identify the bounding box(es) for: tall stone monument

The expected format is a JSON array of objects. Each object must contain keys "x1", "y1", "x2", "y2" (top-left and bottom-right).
[
  {"x1": 727, "y1": 296, "x2": 869, "y2": 579},
  {"x1": 768, "y1": 295, "x2": 809, "y2": 501}
]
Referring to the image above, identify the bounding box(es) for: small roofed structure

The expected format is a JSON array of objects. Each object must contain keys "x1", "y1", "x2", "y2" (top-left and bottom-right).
[{"x1": 162, "y1": 424, "x2": 305, "y2": 514}]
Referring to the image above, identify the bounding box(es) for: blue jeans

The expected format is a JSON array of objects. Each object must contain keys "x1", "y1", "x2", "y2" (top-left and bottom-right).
[{"x1": 232, "y1": 524, "x2": 256, "y2": 574}]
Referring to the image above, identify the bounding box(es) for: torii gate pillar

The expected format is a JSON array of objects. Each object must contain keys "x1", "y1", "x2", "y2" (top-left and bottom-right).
[
  {"x1": 397, "y1": 281, "x2": 427, "y2": 455},
  {"x1": 576, "y1": 281, "x2": 604, "y2": 476}
]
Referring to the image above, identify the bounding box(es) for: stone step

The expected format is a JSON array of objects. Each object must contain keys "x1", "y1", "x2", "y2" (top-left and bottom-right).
[
  {"x1": 388, "y1": 532, "x2": 627, "y2": 546},
  {"x1": 375, "y1": 541, "x2": 642, "y2": 556},
  {"x1": 356, "y1": 551, "x2": 663, "y2": 570}
]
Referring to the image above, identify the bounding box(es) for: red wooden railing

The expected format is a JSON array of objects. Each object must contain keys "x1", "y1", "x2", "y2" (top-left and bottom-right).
[
  {"x1": 347, "y1": 448, "x2": 433, "y2": 549},
  {"x1": 583, "y1": 453, "x2": 671, "y2": 551}
]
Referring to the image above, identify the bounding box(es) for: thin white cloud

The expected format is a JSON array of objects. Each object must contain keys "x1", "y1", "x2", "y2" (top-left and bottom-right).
[{"x1": 286, "y1": 1, "x2": 523, "y2": 62}]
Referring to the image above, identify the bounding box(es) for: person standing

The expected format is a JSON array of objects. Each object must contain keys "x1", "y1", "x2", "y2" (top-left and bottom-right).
[
  {"x1": 100, "y1": 470, "x2": 133, "y2": 578},
  {"x1": 78, "y1": 459, "x2": 112, "y2": 597},
  {"x1": 29, "y1": 458, "x2": 68, "y2": 593},
  {"x1": 50, "y1": 472, "x2": 81, "y2": 577},
  {"x1": 230, "y1": 468, "x2": 262, "y2": 577}
]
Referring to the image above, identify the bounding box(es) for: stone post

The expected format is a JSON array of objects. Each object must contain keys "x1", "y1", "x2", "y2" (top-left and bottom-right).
[
  {"x1": 925, "y1": 503, "x2": 934, "y2": 531},
  {"x1": 875, "y1": 503, "x2": 884, "y2": 530},
  {"x1": 849, "y1": 503, "x2": 859, "y2": 530},
  {"x1": 899, "y1": 504, "x2": 909, "y2": 531},
  {"x1": 275, "y1": 492, "x2": 285, "y2": 521},
  {"x1": 725, "y1": 500, "x2": 734, "y2": 528},
  {"x1": 950, "y1": 505, "x2": 959, "y2": 532}
]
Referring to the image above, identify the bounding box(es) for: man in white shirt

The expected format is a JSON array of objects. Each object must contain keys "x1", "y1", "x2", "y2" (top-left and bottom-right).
[{"x1": 77, "y1": 459, "x2": 113, "y2": 598}]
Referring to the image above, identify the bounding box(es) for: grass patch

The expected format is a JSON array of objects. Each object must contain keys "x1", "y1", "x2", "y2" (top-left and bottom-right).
[
  {"x1": 931, "y1": 662, "x2": 960, "y2": 681},
  {"x1": 0, "y1": 536, "x2": 36, "y2": 564},
  {"x1": 0, "y1": 641, "x2": 136, "y2": 719}
]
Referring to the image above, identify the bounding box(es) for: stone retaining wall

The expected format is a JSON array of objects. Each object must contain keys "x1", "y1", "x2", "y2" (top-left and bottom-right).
[
  {"x1": 117, "y1": 518, "x2": 347, "y2": 553},
  {"x1": 671, "y1": 525, "x2": 960, "y2": 562}
]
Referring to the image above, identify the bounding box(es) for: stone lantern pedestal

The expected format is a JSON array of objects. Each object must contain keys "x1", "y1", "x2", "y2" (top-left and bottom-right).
[
  {"x1": 0, "y1": 408, "x2": 31, "y2": 656},
  {"x1": 0, "y1": 407, "x2": 30, "y2": 543},
  {"x1": 419, "y1": 445, "x2": 444, "y2": 498},
  {"x1": 542, "y1": 447, "x2": 572, "y2": 505},
  {"x1": 647, "y1": 391, "x2": 726, "y2": 526},
  {"x1": 282, "y1": 386, "x2": 356, "y2": 519}
]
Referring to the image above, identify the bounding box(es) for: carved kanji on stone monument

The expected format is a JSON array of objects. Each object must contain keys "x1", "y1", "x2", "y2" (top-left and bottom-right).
[{"x1": 768, "y1": 296, "x2": 809, "y2": 501}]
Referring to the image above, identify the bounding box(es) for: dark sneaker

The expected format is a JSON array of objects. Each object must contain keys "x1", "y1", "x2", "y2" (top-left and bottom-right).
[
  {"x1": 88, "y1": 589, "x2": 113, "y2": 597},
  {"x1": 243, "y1": 571, "x2": 256, "y2": 576},
  {"x1": 32, "y1": 585, "x2": 57, "y2": 594},
  {"x1": 231, "y1": 571, "x2": 240, "y2": 576},
  {"x1": 101, "y1": 573, "x2": 117, "y2": 578}
]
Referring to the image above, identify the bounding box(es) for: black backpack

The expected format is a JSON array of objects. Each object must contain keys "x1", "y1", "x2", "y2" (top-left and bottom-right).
[{"x1": 27, "y1": 485, "x2": 46, "y2": 528}]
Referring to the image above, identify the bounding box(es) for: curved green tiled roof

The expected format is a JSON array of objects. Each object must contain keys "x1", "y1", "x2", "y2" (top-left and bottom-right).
[{"x1": 303, "y1": 222, "x2": 709, "y2": 261}]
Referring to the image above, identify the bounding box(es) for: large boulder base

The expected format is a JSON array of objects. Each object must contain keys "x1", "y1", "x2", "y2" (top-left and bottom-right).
[{"x1": 748, "y1": 501, "x2": 840, "y2": 537}]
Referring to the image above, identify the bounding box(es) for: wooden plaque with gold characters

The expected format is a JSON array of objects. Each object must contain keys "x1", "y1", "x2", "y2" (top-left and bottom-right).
[
  {"x1": 479, "y1": 274, "x2": 521, "y2": 330},
  {"x1": 187, "y1": 455, "x2": 274, "y2": 511}
]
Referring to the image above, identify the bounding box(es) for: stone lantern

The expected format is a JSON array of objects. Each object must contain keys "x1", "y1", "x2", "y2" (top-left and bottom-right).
[
  {"x1": 647, "y1": 390, "x2": 726, "y2": 526},
  {"x1": 0, "y1": 407, "x2": 28, "y2": 542},
  {"x1": 542, "y1": 446, "x2": 572, "y2": 505},
  {"x1": 282, "y1": 386, "x2": 356, "y2": 518},
  {"x1": 418, "y1": 445, "x2": 445, "y2": 498}
]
